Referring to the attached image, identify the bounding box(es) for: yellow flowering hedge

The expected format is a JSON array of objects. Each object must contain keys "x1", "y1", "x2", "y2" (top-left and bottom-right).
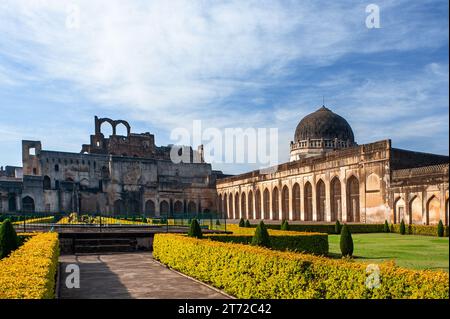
[
  {"x1": 153, "y1": 234, "x2": 449, "y2": 299},
  {"x1": 0, "y1": 232, "x2": 59, "y2": 299},
  {"x1": 12, "y1": 216, "x2": 54, "y2": 225},
  {"x1": 391, "y1": 224, "x2": 449, "y2": 237},
  {"x1": 208, "y1": 225, "x2": 328, "y2": 255}
]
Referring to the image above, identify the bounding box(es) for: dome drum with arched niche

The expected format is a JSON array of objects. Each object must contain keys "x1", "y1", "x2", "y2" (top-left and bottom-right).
[{"x1": 290, "y1": 106, "x2": 356, "y2": 161}]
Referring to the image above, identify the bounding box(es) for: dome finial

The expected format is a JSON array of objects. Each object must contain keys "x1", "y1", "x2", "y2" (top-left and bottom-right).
[{"x1": 322, "y1": 95, "x2": 325, "y2": 106}]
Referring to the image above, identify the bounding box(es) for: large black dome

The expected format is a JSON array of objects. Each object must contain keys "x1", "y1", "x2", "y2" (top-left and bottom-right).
[{"x1": 294, "y1": 106, "x2": 355, "y2": 143}]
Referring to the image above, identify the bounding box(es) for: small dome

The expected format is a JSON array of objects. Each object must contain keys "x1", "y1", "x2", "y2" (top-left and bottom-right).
[{"x1": 294, "y1": 106, "x2": 355, "y2": 143}]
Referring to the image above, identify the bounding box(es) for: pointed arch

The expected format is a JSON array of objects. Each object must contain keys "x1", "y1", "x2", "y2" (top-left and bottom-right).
[
  {"x1": 272, "y1": 187, "x2": 279, "y2": 220},
  {"x1": 316, "y1": 179, "x2": 326, "y2": 221},
  {"x1": 409, "y1": 195, "x2": 422, "y2": 224},
  {"x1": 235, "y1": 192, "x2": 240, "y2": 219},
  {"x1": 188, "y1": 201, "x2": 196, "y2": 214},
  {"x1": 241, "y1": 192, "x2": 247, "y2": 219},
  {"x1": 255, "y1": 189, "x2": 261, "y2": 219},
  {"x1": 22, "y1": 196, "x2": 35, "y2": 213},
  {"x1": 145, "y1": 200, "x2": 156, "y2": 217},
  {"x1": 304, "y1": 182, "x2": 313, "y2": 221},
  {"x1": 346, "y1": 176, "x2": 360, "y2": 222},
  {"x1": 263, "y1": 188, "x2": 270, "y2": 219},
  {"x1": 292, "y1": 183, "x2": 300, "y2": 220},
  {"x1": 223, "y1": 194, "x2": 228, "y2": 219},
  {"x1": 426, "y1": 195, "x2": 440, "y2": 225},
  {"x1": 160, "y1": 200, "x2": 169, "y2": 215},
  {"x1": 248, "y1": 190, "x2": 254, "y2": 220},
  {"x1": 174, "y1": 200, "x2": 183, "y2": 214},
  {"x1": 228, "y1": 193, "x2": 233, "y2": 219},
  {"x1": 330, "y1": 177, "x2": 341, "y2": 221},
  {"x1": 282, "y1": 185, "x2": 289, "y2": 221}
]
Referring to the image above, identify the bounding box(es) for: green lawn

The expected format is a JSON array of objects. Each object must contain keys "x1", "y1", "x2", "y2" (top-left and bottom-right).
[{"x1": 328, "y1": 233, "x2": 449, "y2": 271}]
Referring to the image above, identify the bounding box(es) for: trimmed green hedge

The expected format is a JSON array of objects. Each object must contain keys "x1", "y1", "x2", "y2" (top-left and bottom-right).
[
  {"x1": 154, "y1": 234, "x2": 449, "y2": 299},
  {"x1": 390, "y1": 224, "x2": 449, "y2": 237},
  {"x1": 264, "y1": 223, "x2": 384, "y2": 234},
  {"x1": 207, "y1": 233, "x2": 328, "y2": 255}
]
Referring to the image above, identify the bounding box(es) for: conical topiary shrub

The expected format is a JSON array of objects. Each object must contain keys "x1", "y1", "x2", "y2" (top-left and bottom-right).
[
  {"x1": 280, "y1": 219, "x2": 290, "y2": 231},
  {"x1": 400, "y1": 219, "x2": 406, "y2": 235},
  {"x1": 245, "y1": 220, "x2": 251, "y2": 228},
  {"x1": 215, "y1": 219, "x2": 221, "y2": 226},
  {"x1": 437, "y1": 220, "x2": 444, "y2": 237},
  {"x1": 239, "y1": 218, "x2": 245, "y2": 227},
  {"x1": 383, "y1": 220, "x2": 390, "y2": 233},
  {"x1": 251, "y1": 221, "x2": 270, "y2": 248},
  {"x1": 339, "y1": 224, "x2": 353, "y2": 257},
  {"x1": 187, "y1": 219, "x2": 203, "y2": 238},
  {"x1": 335, "y1": 220, "x2": 342, "y2": 234},
  {"x1": 0, "y1": 219, "x2": 19, "y2": 259}
]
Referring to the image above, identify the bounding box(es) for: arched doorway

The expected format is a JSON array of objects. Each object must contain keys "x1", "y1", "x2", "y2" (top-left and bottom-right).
[
  {"x1": 316, "y1": 180, "x2": 326, "y2": 221},
  {"x1": 188, "y1": 201, "x2": 196, "y2": 214},
  {"x1": 304, "y1": 182, "x2": 313, "y2": 221},
  {"x1": 43, "y1": 176, "x2": 51, "y2": 190},
  {"x1": 228, "y1": 194, "x2": 233, "y2": 219},
  {"x1": 394, "y1": 197, "x2": 406, "y2": 224},
  {"x1": 160, "y1": 200, "x2": 169, "y2": 216},
  {"x1": 346, "y1": 176, "x2": 360, "y2": 222},
  {"x1": 174, "y1": 201, "x2": 183, "y2": 215},
  {"x1": 247, "y1": 191, "x2": 253, "y2": 220},
  {"x1": 282, "y1": 185, "x2": 289, "y2": 221},
  {"x1": 409, "y1": 196, "x2": 422, "y2": 224},
  {"x1": 330, "y1": 177, "x2": 341, "y2": 221},
  {"x1": 241, "y1": 192, "x2": 247, "y2": 219},
  {"x1": 223, "y1": 194, "x2": 228, "y2": 219},
  {"x1": 263, "y1": 188, "x2": 270, "y2": 219},
  {"x1": 234, "y1": 193, "x2": 240, "y2": 219},
  {"x1": 8, "y1": 194, "x2": 16, "y2": 212},
  {"x1": 292, "y1": 183, "x2": 300, "y2": 220},
  {"x1": 426, "y1": 196, "x2": 440, "y2": 225},
  {"x1": 272, "y1": 187, "x2": 279, "y2": 220},
  {"x1": 145, "y1": 200, "x2": 156, "y2": 217},
  {"x1": 22, "y1": 196, "x2": 35, "y2": 213},
  {"x1": 255, "y1": 189, "x2": 261, "y2": 219}
]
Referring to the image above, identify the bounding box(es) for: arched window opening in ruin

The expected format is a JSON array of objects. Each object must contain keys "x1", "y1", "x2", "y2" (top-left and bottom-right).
[
  {"x1": 101, "y1": 166, "x2": 110, "y2": 179},
  {"x1": 272, "y1": 187, "x2": 279, "y2": 220},
  {"x1": 188, "y1": 201, "x2": 196, "y2": 214},
  {"x1": 234, "y1": 193, "x2": 240, "y2": 219},
  {"x1": 160, "y1": 200, "x2": 170, "y2": 216},
  {"x1": 43, "y1": 176, "x2": 51, "y2": 190},
  {"x1": 347, "y1": 176, "x2": 360, "y2": 222},
  {"x1": 22, "y1": 196, "x2": 35, "y2": 213},
  {"x1": 255, "y1": 189, "x2": 261, "y2": 219},
  {"x1": 54, "y1": 164, "x2": 59, "y2": 172},
  {"x1": 115, "y1": 122, "x2": 129, "y2": 136},
  {"x1": 330, "y1": 177, "x2": 341, "y2": 221},
  {"x1": 247, "y1": 190, "x2": 254, "y2": 220},
  {"x1": 292, "y1": 183, "x2": 300, "y2": 220},
  {"x1": 241, "y1": 192, "x2": 246, "y2": 219},
  {"x1": 174, "y1": 201, "x2": 183, "y2": 215},
  {"x1": 263, "y1": 188, "x2": 270, "y2": 219},
  {"x1": 304, "y1": 182, "x2": 313, "y2": 221},
  {"x1": 145, "y1": 200, "x2": 156, "y2": 217},
  {"x1": 316, "y1": 179, "x2": 326, "y2": 221},
  {"x1": 100, "y1": 121, "x2": 114, "y2": 137},
  {"x1": 282, "y1": 185, "x2": 289, "y2": 221}
]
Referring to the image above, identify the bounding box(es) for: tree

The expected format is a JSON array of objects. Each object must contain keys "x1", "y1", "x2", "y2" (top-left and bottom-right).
[
  {"x1": 339, "y1": 224, "x2": 354, "y2": 257},
  {"x1": 400, "y1": 219, "x2": 406, "y2": 235},
  {"x1": 437, "y1": 220, "x2": 444, "y2": 237},
  {"x1": 0, "y1": 219, "x2": 19, "y2": 259},
  {"x1": 280, "y1": 219, "x2": 290, "y2": 231},
  {"x1": 239, "y1": 218, "x2": 245, "y2": 227},
  {"x1": 187, "y1": 219, "x2": 203, "y2": 238},
  {"x1": 383, "y1": 220, "x2": 390, "y2": 233},
  {"x1": 251, "y1": 221, "x2": 270, "y2": 248},
  {"x1": 245, "y1": 220, "x2": 251, "y2": 228},
  {"x1": 335, "y1": 220, "x2": 342, "y2": 234}
]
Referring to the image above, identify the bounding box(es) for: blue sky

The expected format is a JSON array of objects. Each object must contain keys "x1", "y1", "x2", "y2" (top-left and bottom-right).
[{"x1": 0, "y1": 0, "x2": 448, "y2": 174}]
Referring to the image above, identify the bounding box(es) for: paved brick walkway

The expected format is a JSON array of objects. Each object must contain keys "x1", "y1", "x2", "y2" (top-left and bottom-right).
[{"x1": 59, "y1": 253, "x2": 230, "y2": 299}]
